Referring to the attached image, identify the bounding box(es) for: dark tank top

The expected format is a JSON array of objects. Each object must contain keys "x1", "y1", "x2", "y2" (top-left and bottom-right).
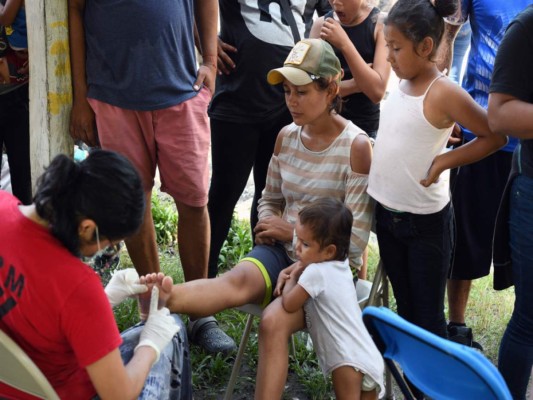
[{"x1": 325, "y1": 7, "x2": 380, "y2": 134}]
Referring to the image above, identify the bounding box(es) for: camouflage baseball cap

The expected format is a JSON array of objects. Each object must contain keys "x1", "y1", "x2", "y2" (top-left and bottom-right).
[{"x1": 267, "y1": 39, "x2": 341, "y2": 86}]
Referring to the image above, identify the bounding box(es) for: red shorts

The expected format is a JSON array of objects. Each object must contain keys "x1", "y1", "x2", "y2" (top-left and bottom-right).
[{"x1": 88, "y1": 88, "x2": 211, "y2": 207}]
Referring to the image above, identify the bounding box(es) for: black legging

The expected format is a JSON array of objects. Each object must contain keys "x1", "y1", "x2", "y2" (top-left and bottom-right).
[
  {"x1": 207, "y1": 111, "x2": 292, "y2": 278},
  {"x1": 0, "y1": 84, "x2": 31, "y2": 205}
]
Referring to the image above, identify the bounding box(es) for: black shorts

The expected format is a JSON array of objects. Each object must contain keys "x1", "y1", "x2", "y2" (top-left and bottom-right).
[
  {"x1": 449, "y1": 149, "x2": 513, "y2": 280},
  {"x1": 242, "y1": 243, "x2": 294, "y2": 307}
]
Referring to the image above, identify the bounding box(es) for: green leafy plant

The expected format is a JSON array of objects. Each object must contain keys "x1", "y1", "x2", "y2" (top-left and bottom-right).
[
  {"x1": 218, "y1": 214, "x2": 253, "y2": 271},
  {"x1": 110, "y1": 214, "x2": 515, "y2": 399},
  {"x1": 151, "y1": 193, "x2": 178, "y2": 246}
]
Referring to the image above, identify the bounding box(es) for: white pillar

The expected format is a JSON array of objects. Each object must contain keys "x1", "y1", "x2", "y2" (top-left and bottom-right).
[{"x1": 26, "y1": 0, "x2": 72, "y2": 190}]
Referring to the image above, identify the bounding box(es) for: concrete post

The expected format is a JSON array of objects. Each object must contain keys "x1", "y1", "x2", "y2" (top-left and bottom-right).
[{"x1": 26, "y1": 0, "x2": 72, "y2": 190}]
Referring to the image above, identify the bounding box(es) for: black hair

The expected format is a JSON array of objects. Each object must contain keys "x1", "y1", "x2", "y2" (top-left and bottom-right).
[
  {"x1": 33, "y1": 149, "x2": 145, "y2": 256},
  {"x1": 386, "y1": 0, "x2": 458, "y2": 59},
  {"x1": 298, "y1": 198, "x2": 353, "y2": 261},
  {"x1": 314, "y1": 77, "x2": 344, "y2": 114}
]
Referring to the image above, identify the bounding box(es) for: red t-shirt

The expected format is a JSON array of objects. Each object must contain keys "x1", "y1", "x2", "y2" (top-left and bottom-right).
[{"x1": 0, "y1": 192, "x2": 122, "y2": 399}]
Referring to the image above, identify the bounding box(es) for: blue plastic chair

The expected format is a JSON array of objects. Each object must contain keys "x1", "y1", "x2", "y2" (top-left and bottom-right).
[{"x1": 362, "y1": 306, "x2": 512, "y2": 400}]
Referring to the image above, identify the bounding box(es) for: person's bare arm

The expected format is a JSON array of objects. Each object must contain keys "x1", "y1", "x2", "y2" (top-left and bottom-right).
[
  {"x1": 309, "y1": 15, "x2": 325, "y2": 39},
  {"x1": 274, "y1": 262, "x2": 299, "y2": 297},
  {"x1": 488, "y1": 93, "x2": 533, "y2": 139},
  {"x1": 67, "y1": 0, "x2": 99, "y2": 146},
  {"x1": 193, "y1": 0, "x2": 218, "y2": 93},
  {"x1": 421, "y1": 81, "x2": 508, "y2": 186},
  {"x1": 86, "y1": 347, "x2": 157, "y2": 400},
  {"x1": 281, "y1": 262, "x2": 309, "y2": 313},
  {"x1": 436, "y1": 22, "x2": 462, "y2": 74},
  {"x1": 89, "y1": 285, "x2": 179, "y2": 399},
  {"x1": 319, "y1": 16, "x2": 390, "y2": 103},
  {"x1": 0, "y1": 0, "x2": 23, "y2": 25}
]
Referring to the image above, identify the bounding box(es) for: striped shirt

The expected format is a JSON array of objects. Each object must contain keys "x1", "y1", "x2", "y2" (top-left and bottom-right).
[{"x1": 258, "y1": 121, "x2": 374, "y2": 270}]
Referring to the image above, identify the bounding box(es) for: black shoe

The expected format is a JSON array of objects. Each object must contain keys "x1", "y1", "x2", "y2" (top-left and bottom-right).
[
  {"x1": 447, "y1": 324, "x2": 484, "y2": 351},
  {"x1": 187, "y1": 316, "x2": 237, "y2": 355}
]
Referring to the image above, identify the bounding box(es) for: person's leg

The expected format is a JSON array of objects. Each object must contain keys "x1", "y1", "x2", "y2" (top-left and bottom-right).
[
  {"x1": 331, "y1": 367, "x2": 364, "y2": 400},
  {"x1": 407, "y1": 204, "x2": 452, "y2": 338},
  {"x1": 375, "y1": 204, "x2": 412, "y2": 322},
  {"x1": 156, "y1": 88, "x2": 212, "y2": 281},
  {"x1": 446, "y1": 279, "x2": 471, "y2": 324},
  {"x1": 361, "y1": 389, "x2": 378, "y2": 400},
  {"x1": 499, "y1": 175, "x2": 533, "y2": 399},
  {"x1": 255, "y1": 297, "x2": 305, "y2": 399},
  {"x1": 125, "y1": 193, "x2": 161, "y2": 276},
  {"x1": 207, "y1": 110, "x2": 291, "y2": 278},
  {"x1": 174, "y1": 202, "x2": 210, "y2": 282},
  {"x1": 358, "y1": 247, "x2": 369, "y2": 280},
  {"x1": 166, "y1": 260, "x2": 267, "y2": 318},
  {"x1": 208, "y1": 118, "x2": 261, "y2": 278},
  {"x1": 88, "y1": 99, "x2": 160, "y2": 276},
  {"x1": 448, "y1": 151, "x2": 512, "y2": 342},
  {"x1": 249, "y1": 110, "x2": 292, "y2": 233},
  {"x1": 2, "y1": 84, "x2": 32, "y2": 204},
  {"x1": 155, "y1": 89, "x2": 238, "y2": 354}
]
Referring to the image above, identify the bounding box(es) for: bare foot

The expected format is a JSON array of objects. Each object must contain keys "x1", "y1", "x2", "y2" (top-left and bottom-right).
[{"x1": 138, "y1": 272, "x2": 174, "y2": 320}]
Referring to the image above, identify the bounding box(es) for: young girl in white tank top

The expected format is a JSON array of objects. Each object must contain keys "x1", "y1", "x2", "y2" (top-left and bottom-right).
[{"x1": 367, "y1": 0, "x2": 506, "y2": 367}]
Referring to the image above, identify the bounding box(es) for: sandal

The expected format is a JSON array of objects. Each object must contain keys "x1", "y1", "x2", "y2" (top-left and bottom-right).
[{"x1": 187, "y1": 316, "x2": 236, "y2": 355}]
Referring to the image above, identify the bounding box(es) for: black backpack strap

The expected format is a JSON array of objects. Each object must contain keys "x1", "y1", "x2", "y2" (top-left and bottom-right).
[{"x1": 279, "y1": 0, "x2": 301, "y2": 44}]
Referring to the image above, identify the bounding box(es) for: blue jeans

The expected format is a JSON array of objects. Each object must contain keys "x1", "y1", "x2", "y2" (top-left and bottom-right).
[
  {"x1": 449, "y1": 22, "x2": 471, "y2": 85},
  {"x1": 498, "y1": 175, "x2": 533, "y2": 400},
  {"x1": 117, "y1": 315, "x2": 192, "y2": 400},
  {"x1": 376, "y1": 203, "x2": 453, "y2": 338}
]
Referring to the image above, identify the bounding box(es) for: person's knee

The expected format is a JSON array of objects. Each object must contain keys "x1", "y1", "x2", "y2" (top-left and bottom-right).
[
  {"x1": 259, "y1": 305, "x2": 292, "y2": 338},
  {"x1": 259, "y1": 308, "x2": 282, "y2": 339},
  {"x1": 175, "y1": 202, "x2": 208, "y2": 221}
]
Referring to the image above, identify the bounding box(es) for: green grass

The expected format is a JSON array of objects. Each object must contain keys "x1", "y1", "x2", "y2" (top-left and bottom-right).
[{"x1": 109, "y1": 195, "x2": 516, "y2": 398}]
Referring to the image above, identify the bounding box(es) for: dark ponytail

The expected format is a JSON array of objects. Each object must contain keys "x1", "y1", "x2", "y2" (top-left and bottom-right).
[
  {"x1": 34, "y1": 150, "x2": 145, "y2": 256},
  {"x1": 386, "y1": 0, "x2": 458, "y2": 59}
]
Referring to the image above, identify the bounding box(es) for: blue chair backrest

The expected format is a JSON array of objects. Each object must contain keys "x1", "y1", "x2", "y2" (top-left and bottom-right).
[{"x1": 362, "y1": 306, "x2": 512, "y2": 400}]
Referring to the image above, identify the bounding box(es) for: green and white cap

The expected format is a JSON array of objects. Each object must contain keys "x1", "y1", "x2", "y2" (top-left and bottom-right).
[{"x1": 267, "y1": 39, "x2": 342, "y2": 86}]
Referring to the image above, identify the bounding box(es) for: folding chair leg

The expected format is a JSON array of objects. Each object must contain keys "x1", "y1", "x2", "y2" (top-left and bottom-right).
[
  {"x1": 224, "y1": 313, "x2": 255, "y2": 400},
  {"x1": 368, "y1": 259, "x2": 386, "y2": 307},
  {"x1": 368, "y1": 259, "x2": 395, "y2": 399},
  {"x1": 384, "y1": 359, "x2": 416, "y2": 400}
]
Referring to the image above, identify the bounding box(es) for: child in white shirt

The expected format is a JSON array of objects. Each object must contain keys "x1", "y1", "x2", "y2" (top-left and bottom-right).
[{"x1": 276, "y1": 198, "x2": 384, "y2": 400}]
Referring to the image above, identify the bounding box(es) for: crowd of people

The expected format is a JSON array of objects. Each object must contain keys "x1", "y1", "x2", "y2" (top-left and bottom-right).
[{"x1": 0, "y1": 0, "x2": 532, "y2": 398}]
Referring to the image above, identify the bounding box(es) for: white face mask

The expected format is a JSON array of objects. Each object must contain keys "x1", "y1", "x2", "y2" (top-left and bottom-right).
[{"x1": 82, "y1": 225, "x2": 120, "y2": 263}]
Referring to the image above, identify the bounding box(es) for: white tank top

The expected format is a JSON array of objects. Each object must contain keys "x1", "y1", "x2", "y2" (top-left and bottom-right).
[{"x1": 368, "y1": 75, "x2": 453, "y2": 214}]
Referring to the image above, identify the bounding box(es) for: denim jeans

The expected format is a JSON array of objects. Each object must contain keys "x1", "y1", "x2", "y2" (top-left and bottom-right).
[
  {"x1": 498, "y1": 175, "x2": 533, "y2": 400},
  {"x1": 117, "y1": 315, "x2": 192, "y2": 400},
  {"x1": 376, "y1": 203, "x2": 453, "y2": 338},
  {"x1": 449, "y1": 21, "x2": 471, "y2": 85}
]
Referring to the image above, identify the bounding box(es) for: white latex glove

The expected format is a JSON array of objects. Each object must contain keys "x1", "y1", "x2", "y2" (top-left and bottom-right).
[
  {"x1": 104, "y1": 268, "x2": 148, "y2": 307},
  {"x1": 134, "y1": 286, "x2": 180, "y2": 365}
]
